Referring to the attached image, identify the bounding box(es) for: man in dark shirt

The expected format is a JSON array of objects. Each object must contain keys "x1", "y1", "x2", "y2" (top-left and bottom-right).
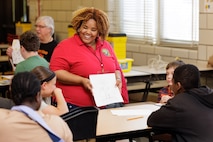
[{"x1": 147, "y1": 64, "x2": 213, "y2": 142}]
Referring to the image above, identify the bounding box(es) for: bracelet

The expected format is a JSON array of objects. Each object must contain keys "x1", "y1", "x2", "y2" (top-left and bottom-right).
[{"x1": 116, "y1": 78, "x2": 121, "y2": 81}]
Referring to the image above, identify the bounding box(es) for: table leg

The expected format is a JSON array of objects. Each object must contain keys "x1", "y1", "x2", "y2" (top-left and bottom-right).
[{"x1": 141, "y1": 81, "x2": 151, "y2": 102}]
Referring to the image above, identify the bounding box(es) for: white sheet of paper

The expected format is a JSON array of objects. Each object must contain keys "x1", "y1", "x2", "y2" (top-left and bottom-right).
[
  {"x1": 11, "y1": 39, "x2": 24, "y2": 64},
  {"x1": 89, "y1": 73, "x2": 124, "y2": 107},
  {"x1": 111, "y1": 109, "x2": 152, "y2": 116}
]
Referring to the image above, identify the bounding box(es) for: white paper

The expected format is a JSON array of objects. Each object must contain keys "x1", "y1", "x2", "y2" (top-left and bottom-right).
[
  {"x1": 111, "y1": 109, "x2": 152, "y2": 116},
  {"x1": 154, "y1": 103, "x2": 164, "y2": 106},
  {"x1": 11, "y1": 39, "x2": 24, "y2": 64},
  {"x1": 1, "y1": 75, "x2": 14, "y2": 80},
  {"x1": 89, "y1": 73, "x2": 124, "y2": 107}
]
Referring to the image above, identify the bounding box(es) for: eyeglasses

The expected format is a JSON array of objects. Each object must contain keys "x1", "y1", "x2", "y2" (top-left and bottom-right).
[{"x1": 35, "y1": 25, "x2": 47, "y2": 29}]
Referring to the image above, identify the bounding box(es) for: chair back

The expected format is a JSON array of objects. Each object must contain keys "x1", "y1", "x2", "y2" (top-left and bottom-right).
[{"x1": 61, "y1": 106, "x2": 99, "y2": 141}]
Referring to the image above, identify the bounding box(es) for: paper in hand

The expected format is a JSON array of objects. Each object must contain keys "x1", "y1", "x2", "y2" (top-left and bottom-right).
[
  {"x1": 89, "y1": 73, "x2": 124, "y2": 107},
  {"x1": 11, "y1": 39, "x2": 24, "y2": 64}
]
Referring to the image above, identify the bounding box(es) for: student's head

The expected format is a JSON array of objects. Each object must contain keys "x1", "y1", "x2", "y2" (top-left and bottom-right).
[
  {"x1": 31, "y1": 66, "x2": 56, "y2": 97},
  {"x1": 71, "y1": 7, "x2": 109, "y2": 41},
  {"x1": 166, "y1": 60, "x2": 185, "y2": 85},
  {"x1": 20, "y1": 30, "x2": 40, "y2": 52},
  {"x1": 11, "y1": 72, "x2": 42, "y2": 110},
  {"x1": 35, "y1": 16, "x2": 55, "y2": 38},
  {"x1": 172, "y1": 64, "x2": 201, "y2": 95}
]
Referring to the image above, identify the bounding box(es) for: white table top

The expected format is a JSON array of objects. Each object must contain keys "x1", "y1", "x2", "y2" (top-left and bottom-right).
[
  {"x1": 96, "y1": 102, "x2": 160, "y2": 136},
  {"x1": 132, "y1": 66, "x2": 166, "y2": 75},
  {"x1": 124, "y1": 70, "x2": 151, "y2": 77},
  {"x1": 195, "y1": 62, "x2": 213, "y2": 71},
  {"x1": 132, "y1": 62, "x2": 213, "y2": 75},
  {"x1": 0, "y1": 75, "x2": 12, "y2": 86},
  {"x1": 1, "y1": 75, "x2": 13, "y2": 80}
]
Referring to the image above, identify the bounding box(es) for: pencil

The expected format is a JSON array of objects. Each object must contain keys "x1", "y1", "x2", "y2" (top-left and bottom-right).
[{"x1": 127, "y1": 116, "x2": 143, "y2": 121}]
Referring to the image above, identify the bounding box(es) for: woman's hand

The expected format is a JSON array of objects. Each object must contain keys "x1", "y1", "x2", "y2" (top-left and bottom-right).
[
  {"x1": 81, "y1": 78, "x2": 93, "y2": 93},
  {"x1": 115, "y1": 70, "x2": 122, "y2": 93},
  {"x1": 116, "y1": 78, "x2": 122, "y2": 93},
  {"x1": 52, "y1": 87, "x2": 63, "y2": 96}
]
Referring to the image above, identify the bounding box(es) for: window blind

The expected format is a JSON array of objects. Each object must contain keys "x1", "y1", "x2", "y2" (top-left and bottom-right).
[
  {"x1": 159, "y1": 0, "x2": 199, "y2": 47},
  {"x1": 114, "y1": 0, "x2": 199, "y2": 48}
]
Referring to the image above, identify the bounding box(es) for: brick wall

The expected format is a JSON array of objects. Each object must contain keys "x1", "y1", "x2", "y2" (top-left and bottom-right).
[{"x1": 28, "y1": 0, "x2": 212, "y2": 66}]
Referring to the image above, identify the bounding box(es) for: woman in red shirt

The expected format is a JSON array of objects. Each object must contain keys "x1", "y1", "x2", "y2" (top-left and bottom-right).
[{"x1": 50, "y1": 7, "x2": 128, "y2": 109}]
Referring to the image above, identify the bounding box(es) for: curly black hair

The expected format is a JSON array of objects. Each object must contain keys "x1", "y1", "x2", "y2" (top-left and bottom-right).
[{"x1": 71, "y1": 7, "x2": 109, "y2": 40}]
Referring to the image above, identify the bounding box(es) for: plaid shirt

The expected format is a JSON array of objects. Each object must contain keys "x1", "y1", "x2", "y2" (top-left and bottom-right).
[{"x1": 158, "y1": 85, "x2": 174, "y2": 102}]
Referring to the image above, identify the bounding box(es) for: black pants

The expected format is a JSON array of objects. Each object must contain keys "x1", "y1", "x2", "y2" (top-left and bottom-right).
[
  {"x1": 67, "y1": 102, "x2": 79, "y2": 111},
  {"x1": 65, "y1": 102, "x2": 124, "y2": 111}
]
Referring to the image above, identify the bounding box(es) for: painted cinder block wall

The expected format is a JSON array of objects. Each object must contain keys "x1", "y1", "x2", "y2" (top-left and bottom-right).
[{"x1": 27, "y1": 0, "x2": 212, "y2": 66}]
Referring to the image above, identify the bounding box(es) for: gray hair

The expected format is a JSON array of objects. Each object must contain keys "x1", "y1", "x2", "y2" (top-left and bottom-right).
[{"x1": 36, "y1": 16, "x2": 55, "y2": 35}]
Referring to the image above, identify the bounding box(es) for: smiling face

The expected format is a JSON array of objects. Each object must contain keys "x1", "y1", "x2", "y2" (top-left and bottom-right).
[
  {"x1": 166, "y1": 67, "x2": 175, "y2": 86},
  {"x1": 78, "y1": 19, "x2": 99, "y2": 47},
  {"x1": 35, "y1": 20, "x2": 52, "y2": 42}
]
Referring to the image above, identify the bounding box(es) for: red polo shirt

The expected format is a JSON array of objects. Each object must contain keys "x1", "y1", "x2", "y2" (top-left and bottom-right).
[{"x1": 50, "y1": 34, "x2": 128, "y2": 107}]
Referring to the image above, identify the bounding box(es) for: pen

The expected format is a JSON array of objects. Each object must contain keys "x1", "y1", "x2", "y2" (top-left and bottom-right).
[{"x1": 127, "y1": 116, "x2": 143, "y2": 121}]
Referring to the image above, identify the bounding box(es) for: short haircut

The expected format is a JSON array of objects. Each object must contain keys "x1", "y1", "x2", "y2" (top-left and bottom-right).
[
  {"x1": 11, "y1": 72, "x2": 41, "y2": 105},
  {"x1": 20, "y1": 30, "x2": 40, "y2": 51},
  {"x1": 173, "y1": 64, "x2": 201, "y2": 90},
  {"x1": 166, "y1": 60, "x2": 185, "y2": 70},
  {"x1": 36, "y1": 16, "x2": 55, "y2": 35},
  {"x1": 71, "y1": 7, "x2": 109, "y2": 40}
]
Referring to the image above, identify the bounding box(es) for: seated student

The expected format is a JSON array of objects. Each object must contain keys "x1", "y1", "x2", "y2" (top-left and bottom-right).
[
  {"x1": 31, "y1": 66, "x2": 68, "y2": 115},
  {"x1": 0, "y1": 97, "x2": 14, "y2": 109},
  {"x1": 158, "y1": 60, "x2": 185, "y2": 103},
  {"x1": 147, "y1": 64, "x2": 213, "y2": 142},
  {"x1": 14, "y1": 30, "x2": 49, "y2": 74},
  {"x1": 0, "y1": 72, "x2": 73, "y2": 142}
]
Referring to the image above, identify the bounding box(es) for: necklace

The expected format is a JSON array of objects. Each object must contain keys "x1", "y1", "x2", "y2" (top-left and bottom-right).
[{"x1": 87, "y1": 46, "x2": 104, "y2": 73}]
